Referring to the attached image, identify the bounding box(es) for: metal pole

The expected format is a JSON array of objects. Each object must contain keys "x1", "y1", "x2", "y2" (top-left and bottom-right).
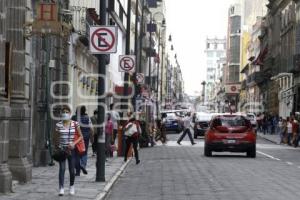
[
  {"x1": 139, "y1": 0, "x2": 145, "y2": 74},
  {"x1": 96, "y1": 0, "x2": 106, "y2": 182},
  {"x1": 132, "y1": 0, "x2": 139, "y2": 111},
  {"x1": 160, "y1": 41, "x2": 164, "y2": 102},
  {"x1": 121, "y1": 0, "x2": 132, "y2": 114},
  {"x1": 156, "y1": 29, "x2": 160, "y2": 119}
]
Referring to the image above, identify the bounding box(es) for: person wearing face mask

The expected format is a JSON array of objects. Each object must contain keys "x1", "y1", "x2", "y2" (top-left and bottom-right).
[{"x1": 54, "y1": 105, "x2": 83, "y2": 196}]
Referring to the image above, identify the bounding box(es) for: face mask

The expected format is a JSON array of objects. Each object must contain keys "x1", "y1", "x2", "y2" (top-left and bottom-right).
[{"x1": 61, "y1": 113, "x2": 70, "y2": 121}]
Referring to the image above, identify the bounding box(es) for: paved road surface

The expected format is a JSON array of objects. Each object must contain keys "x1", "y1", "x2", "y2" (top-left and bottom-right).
[{"x1": 106, "y1": 132, "x2": 300, "y2": 200}]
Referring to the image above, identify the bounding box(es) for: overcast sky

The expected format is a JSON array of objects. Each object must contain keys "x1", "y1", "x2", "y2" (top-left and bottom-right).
[{"x1": 165, "y1": 0, "x2": 236, "y2": 96}]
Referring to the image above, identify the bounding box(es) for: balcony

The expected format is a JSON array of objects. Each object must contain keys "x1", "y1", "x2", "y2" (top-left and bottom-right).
[{"x1": 246, "y1": 72, "x2": 263, "y2": 86}]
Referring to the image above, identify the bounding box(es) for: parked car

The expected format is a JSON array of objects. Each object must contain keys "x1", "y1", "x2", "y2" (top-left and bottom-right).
[
  {"x1": 161, "y1": 111, "x2": 184, "y2": 133},
  {"x1": 204, "y1": 114, "x2": 256, "y2": 158},
  {"x1": 193, "y1": 112, "x2": 212, "y2": 138}
]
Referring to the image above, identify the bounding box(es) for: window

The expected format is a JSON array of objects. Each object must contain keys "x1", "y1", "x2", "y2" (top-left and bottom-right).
[{"x1": 207, "y1": 52, "x2": 214, "y2": 57}]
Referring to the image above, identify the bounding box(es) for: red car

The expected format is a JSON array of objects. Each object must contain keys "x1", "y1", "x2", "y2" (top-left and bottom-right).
[{"x1": 204, "y1": 114, "x2": 256, "y2": 158}]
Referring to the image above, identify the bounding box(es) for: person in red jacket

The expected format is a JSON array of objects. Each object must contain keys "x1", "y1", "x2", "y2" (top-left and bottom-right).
[{"x1": 291, "y1": 117, "x2": 299, "y2": 147}]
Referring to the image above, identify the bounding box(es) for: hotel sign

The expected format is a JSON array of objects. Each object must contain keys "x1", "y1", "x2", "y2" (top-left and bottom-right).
[{"x1": 32, "y1": 3, "x2": 63, "y2": 35}]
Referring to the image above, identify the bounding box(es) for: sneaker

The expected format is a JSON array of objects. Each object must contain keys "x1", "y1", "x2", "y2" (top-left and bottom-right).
[
  {"x1": 58, "y1": 187, "x2": 64, "y2": 196},
  {"x1": 69, "y1": 185, "x2": 75, "y2": 195}
]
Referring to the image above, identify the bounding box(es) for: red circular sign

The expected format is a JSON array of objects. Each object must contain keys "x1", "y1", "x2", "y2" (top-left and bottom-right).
[
  {"x1": 231, "y1": 86, "x2": 237, "y2": 92},
  {"x1": 120, "y1": 57, "x2": 135, "y2": 71},
  {"x1": 91, "y1": 28, "x2": 115, "y2": 52}
]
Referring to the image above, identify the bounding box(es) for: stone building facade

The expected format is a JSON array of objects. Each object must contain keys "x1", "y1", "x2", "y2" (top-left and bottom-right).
[{"x1": 0, "y1": 0, "x2": 32, "y2": 193}]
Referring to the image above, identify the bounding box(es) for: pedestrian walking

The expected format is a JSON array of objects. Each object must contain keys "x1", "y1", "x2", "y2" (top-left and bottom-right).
[
  {"x1": 53, "y1": 105, "x2": 83, "y2": 196},
  {"x1": 279, "y1": 118, "x2": 287, "y2": 144},
  {"x1": 105, "y1": 113, "x2": 114, "y2": 157},
  {"x1": 74, "y1": 106, "x2": 94, "y2": 176},
  {"x1": 109, "y1": 103, "x2": 120, "y2": 145},
  {"x1": 90, "y1": 110, "x2": 98, "y2": 156},
  {"x1": 262, "y1": 114, "x2": 268, "y2": 135},
  {"x1": 287, "y1": 117, "x2": 293, "y2": 145},
  {"x1": 124, "y1": 113, "x2": 141, "y2": 164},
  {"x1": 155, "y1": 116, "x2": 167, "y2": 144},
  {"x1": 291, "y1": 118, "x2": 299, "y2": 147},
  {"x1": 177, "y1": 112, "x2": 196, "y2": 145}
]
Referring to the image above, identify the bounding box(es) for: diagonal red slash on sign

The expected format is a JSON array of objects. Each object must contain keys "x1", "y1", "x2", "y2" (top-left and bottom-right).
[
  {"x1": 91, "y1": 28, "x2": 116, "y2": 52},
  {"x1": 97, "y1": 34, "x2": 110, "y2": 47}
]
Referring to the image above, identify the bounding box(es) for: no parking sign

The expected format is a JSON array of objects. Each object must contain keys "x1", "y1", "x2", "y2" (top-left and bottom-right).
[
  {"x1": 89, "y1": 26, "x2": 118, "y2": 54},
  {"x1": 119, "y1": 55, "x2": 136, "y2": 73}
]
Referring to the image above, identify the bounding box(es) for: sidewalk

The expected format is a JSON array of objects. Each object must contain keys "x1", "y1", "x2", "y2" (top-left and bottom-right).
[
  {"x1": 257, "y1": 131, "x2": 280, "y2": 144},
  {"x1": 0, "y1": 150, "x2": 130, "y2": 200}
]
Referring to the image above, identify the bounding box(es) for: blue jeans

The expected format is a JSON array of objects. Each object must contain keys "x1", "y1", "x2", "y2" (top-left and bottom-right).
[{"x1": 59, "y1": 150, "x2": 75, "y2": 188}]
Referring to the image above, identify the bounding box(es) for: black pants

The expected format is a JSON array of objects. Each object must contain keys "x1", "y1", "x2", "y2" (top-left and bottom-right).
[
  {"x1": 124, "y1": 136, "x2": 139, "y2": 162},
  {"x1": 92, "y1": 133, "x2": 98, "y2": 153},
  {"x1": 177, "y1": 128, "x2": 194, "y2": 144}
]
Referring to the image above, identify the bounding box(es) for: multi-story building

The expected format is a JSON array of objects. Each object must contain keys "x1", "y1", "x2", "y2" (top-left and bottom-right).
[
  {"x1": 239, "y1": 0, "x2": 268, "y2": 113},
  {"x1": 0, "y1": 0, "x2": 33, "y2": 193},
  {"x1": 263, "y1": 0, "x2": 295, "y2": 118},
  {"x1": 224, "y1": 3, "x2": 242, "y2": 111},
  {"x1": 204, "y1": 37, "x2": 226, "y2": 105}
]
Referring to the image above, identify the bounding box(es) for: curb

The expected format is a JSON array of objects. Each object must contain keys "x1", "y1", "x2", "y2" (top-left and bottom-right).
[
  {"x1": 257, "y1": 134, "x2": 279, "y2": 144},
  {"x1": 95, "y1": 157, "x2": 132, "y2": 200}
]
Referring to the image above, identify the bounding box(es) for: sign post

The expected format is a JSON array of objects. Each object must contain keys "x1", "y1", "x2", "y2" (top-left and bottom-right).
[{"x1": 92, "y1": 1, "x2": 118, "y2": 183}]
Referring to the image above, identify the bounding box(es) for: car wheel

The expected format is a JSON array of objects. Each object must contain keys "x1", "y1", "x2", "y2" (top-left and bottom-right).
[
  {"x1": 247, "y1": 146, "x2": 256, "y2": 158},
  {"x1": 204, "y1": 145, "x2": 212, "y2": 157}
]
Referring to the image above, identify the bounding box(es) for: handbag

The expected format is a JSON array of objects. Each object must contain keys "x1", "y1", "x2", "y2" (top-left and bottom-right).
[
  {"x1": 52, "y1": 122, "x2": 72, "y2": 162},
  {"x1": 52, "y1": 148, "x2": 69, "y2": 162},
  {"x1": 74, "y1": 122, "x2": 86, "y2": 155}
]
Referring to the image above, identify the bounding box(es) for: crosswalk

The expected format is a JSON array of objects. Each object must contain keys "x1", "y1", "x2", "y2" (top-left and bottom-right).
[{"x1": 154, "y1": 139, "x2": 300, "y2": 151}]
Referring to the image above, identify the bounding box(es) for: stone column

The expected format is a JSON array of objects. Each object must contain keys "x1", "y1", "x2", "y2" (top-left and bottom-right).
[
  {"x1": 6, "y1": 0, "x2": 31, "y2": 183},
  {"x1": 0, "y1": 0, "x2": 13, "y2": 193}
]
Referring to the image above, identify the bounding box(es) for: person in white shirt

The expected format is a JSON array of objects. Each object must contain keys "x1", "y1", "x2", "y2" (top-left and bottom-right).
[
  {"x1": 177, "y1": 112, "x2": 196, "y2": 145},
  {"x1": 109, "y1": 104, "x2": 120, "y2": 144},
  {"x1": 123, "y1": 112, "x2": 141, "y2": 164}
]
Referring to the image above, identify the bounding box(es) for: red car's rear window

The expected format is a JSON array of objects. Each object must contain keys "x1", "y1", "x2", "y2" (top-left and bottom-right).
[
  {"x1": 212, "y1": 116, "x2": 249, "y2": 127},
  {"x1": 211, "y1": 115, "x2": 251, "y2": 133}
]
